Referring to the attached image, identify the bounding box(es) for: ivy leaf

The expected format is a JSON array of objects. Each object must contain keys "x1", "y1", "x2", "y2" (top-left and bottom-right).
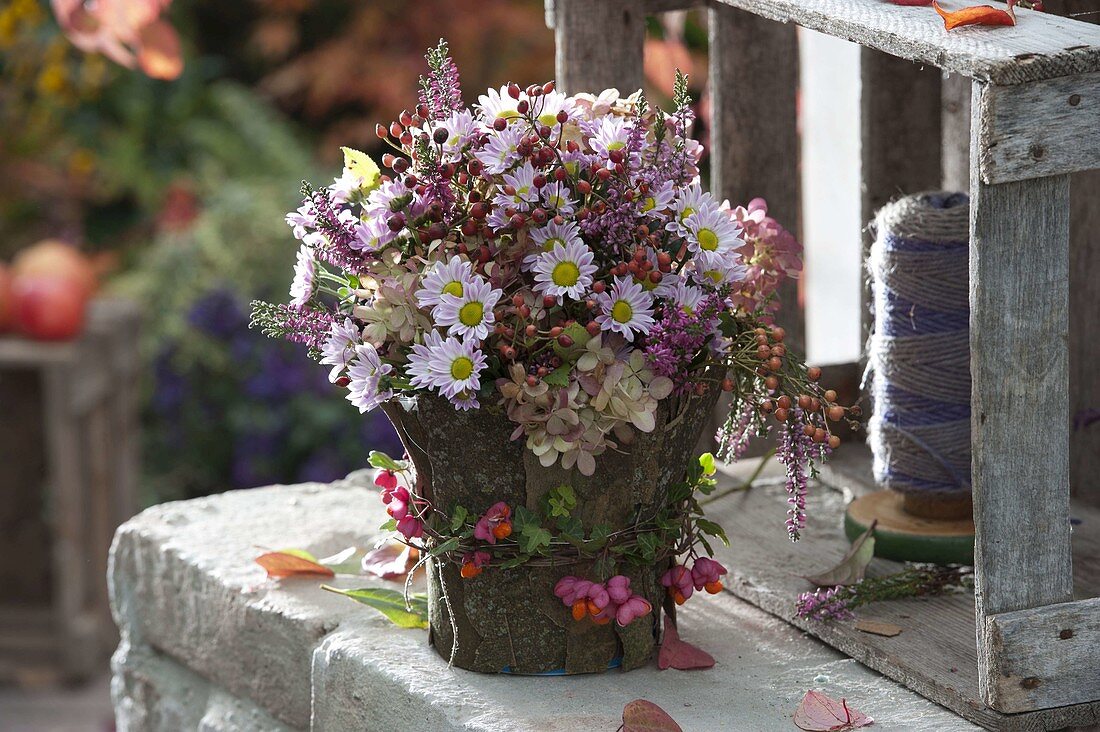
[
  {"x1": 255, "y1": 550, "x2": 335, "y2": 579},
  {"x1": 802, "y1": 521, "x2": 877, "y2": 587},
  {"x1": 450, "y1": 505, "x2": 468, "y2": 532},
  {"x1": 637, "y1": 532, "x2": 659, "y2": 562},
  {"x1": 556, "y1": 515, "x2": 585, "y2": 542},
  {"x1": 583, "y1": 524, "x2": 611, "y2": 552},
  {"x1": 322, "y1": 586, "x2": 428, "y2": 629},
  {"x1": 499, "y1": 555, "x2": 529, "y2": 570},
  {"x1": 512, "y1": 505, "x2": 539, "y2": 534},
  {"x1": 546, "y1": 485, "x2": 577, "y2": 518},
  {"x1": 380, "y1": 518, "x2": 397, "y2": 532},
  {"x1": 368, "y1": 451, "x2": 406, "y2": 472},
  {"x1": 519, "y1": 525, "x2": 552, "y2": 555},
  {"x1": 622, "y1": 699, "x2": 683, "y2": 732},
  {"x1": 593, "y1": 554, "x2": 617, "y2": 582},
  {"x1": 696, "y1": 519, "x2": 730, "y2": 547}
]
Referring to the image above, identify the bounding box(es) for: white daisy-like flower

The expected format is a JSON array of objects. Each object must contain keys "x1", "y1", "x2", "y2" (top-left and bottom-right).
[
  {"x1": 539, "y1": 181, "x2": 574, "y2": 216},
  {"x1": 476, "y1": 85, "x2": 523, "y2": 122},
  {"x1": 588, "y1": 115, "x2": 637, "y2": 167},
  {"x1": 407, "y1": 332, "x2": 488, "y2": 400},
  {"x1": 531, "y1": 90, "x2": 576, "y2": 127},
  {"x1": 524, "y1": 219, "x2": 584, "y2": 270},
  {"x1": 416, "y1": 255, "x2": 476, "y2": 308},
  {"x1": 433, "y1": 277, "x2": 503, "y2": 342},
  {"x1": 422, "y1": 109, "x2": 479, "y2": 162},
  {"x1": 533, "y1": 241, "x2": 597, "y2": 302},
  {"x1": 689, "y1": 250, "x2": 749, "y2": 288},
  {"x1": 637, "y1": 180, "x2": 676, "y2": 216},
  {"x1": 320, "y1": 318, "x2": 363, "y2": 383},
  {"x1": 668, "y1": 278, "x2": 707, "y2": 315},
  {"x1": 474, "y1": 124, "x2": 525, "y2": 175},
  {"x1": 289, "y1": 245, "x2": 316, "y2": 306},
  {"x1": 498, "y1": 161, "x2": 540, "y2": 205},
  {"x1": 286, "y1": 203, "x2": 315, "y2": 240},
  {"x1": 448, "y1": 390, "x2": 480, "y2": 411},
  {"x1": 667, "y1": 183, "x2": 720, "y2": 235},
  {"x1": 595, "y1": 276, "x2": 656, "y2": 341},
  {"x1": 354, "y1": 216, "x2": 397, "y2": 252},
  {"x1": 345, "y1": 343, "x2": 393, "y2": 413},
  {"x1": 684, "y1": 207, "x2": 743, "y2": 255}
]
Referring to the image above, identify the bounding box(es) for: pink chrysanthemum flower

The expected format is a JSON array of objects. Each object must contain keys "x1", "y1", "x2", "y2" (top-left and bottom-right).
[
  {"x1": 532, "y1": 241, "x2": 597, "y2": 302},
  {"x1": 474, "y1": 124, "x2": 525, "y2": 175},
  {"x1": 595, "y1": 276, "x2": 655, "y2": 341}
]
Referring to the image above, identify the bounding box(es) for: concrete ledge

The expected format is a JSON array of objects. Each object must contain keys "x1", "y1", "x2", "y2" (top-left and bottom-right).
[{"x1": 110, "y1": 477, "x2": 978, "y2": 731}]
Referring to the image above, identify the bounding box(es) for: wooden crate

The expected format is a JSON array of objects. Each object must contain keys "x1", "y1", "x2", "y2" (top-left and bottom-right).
[
  {"x1": 0, "y1": 298, "x2": 141, "y2": 683},
  {"x1": 546, "y1": 1, "x2": 1099, "y2": 729}
]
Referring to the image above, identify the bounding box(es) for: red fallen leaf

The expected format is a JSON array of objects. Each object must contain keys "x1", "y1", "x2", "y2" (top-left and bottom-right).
[
  {"x1": 657, "y1": 614, "x2": 715, "y2": 670},
  {"x1": 136, "y1": 19, "x2": 183, "y2": 80},
  {"x1": 793, "y1": 691, "x2": 874, "y2": 731},
  {"x1": 361, "y1": 542, "x2": 418, "y2": 581},
  {"x1": 622, "y1": 699, "x2": 683, "y2": 732},
  {"x1": 932, "y1": 0, "x2": 1016, "y2": 29},
  {"x1": 255, "y1": 550, "x2": 335, "y2": 579}
]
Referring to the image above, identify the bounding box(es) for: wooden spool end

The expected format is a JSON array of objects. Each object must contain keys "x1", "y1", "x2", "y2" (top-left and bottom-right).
[{"x1": 845, "y1": 490, "x2": 974, "y2": 565}]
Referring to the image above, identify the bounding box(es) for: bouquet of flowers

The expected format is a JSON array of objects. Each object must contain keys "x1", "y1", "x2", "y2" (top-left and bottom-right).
[{"x1": 253, "y1": 41, "x2": 852, "y2": 643}]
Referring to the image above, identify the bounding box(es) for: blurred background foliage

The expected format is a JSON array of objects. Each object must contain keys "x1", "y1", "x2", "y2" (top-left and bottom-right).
[{"x1": 0, "y1": 0, "x2": 708, "y2": 502}]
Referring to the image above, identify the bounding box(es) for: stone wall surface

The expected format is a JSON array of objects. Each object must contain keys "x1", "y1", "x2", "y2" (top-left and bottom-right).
[{"x1": 109, "y1": 474, "x2": 979, "y2": 731}]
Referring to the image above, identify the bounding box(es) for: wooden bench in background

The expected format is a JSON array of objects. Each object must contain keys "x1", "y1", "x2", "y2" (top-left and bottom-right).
[
  {"x1": 0, "y1": 298, "x2": 141, "y2": 684},
  {"x1": 546, "y1": 1, "x2": 1100, "y2": 729}
]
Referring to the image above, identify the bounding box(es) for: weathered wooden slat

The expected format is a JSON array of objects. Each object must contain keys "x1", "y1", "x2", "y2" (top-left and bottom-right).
[
  {"x1": 551, "y1": 0, "x2": 645, "y2": 94},
  {"x1": 976, "y1": 70, "x2": 1100, "y2": 184},
  {"x1": 1070, "y1": 168, "x2": 1100, "y2": 508},
  {"x1": 707, "y1": 446, "x2": 1100, "y2": 731},
  {"x1": 710, "y1": 0, "x2": 1100, "y2": 85},
  {"x1": 969, "y1": 89, "x2": 1075, "y2": 707},
  {"x1": 860, "y1": 50, "x2": 942, "y2": 349},
  {"x1": 709, "y1": 4, "x2": 804, "y2": 348},
  {"x1": 942, "y1": 74, "x2": 972, "y2": 192},
  {"x1": 544, "y1": 0, "x2": 703, "y2": 28},
  {"x1": 983, "y1": 597, "x2": 1100, "y2": 713}
]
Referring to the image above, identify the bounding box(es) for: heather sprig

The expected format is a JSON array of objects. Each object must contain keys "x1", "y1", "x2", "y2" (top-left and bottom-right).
[{"x1": 797, "y1": 565, "x2": 973, "y2": 621}]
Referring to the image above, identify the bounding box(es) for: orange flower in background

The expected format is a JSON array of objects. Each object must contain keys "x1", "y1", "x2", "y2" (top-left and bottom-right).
[{"x1": 51, "y1": 0, "x2": 182, "y2": 79}]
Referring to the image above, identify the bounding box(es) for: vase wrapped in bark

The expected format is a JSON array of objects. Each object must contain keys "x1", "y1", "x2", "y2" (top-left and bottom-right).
[{"x1": 383, "y1": 385, "x2": 719, "y2": 674}]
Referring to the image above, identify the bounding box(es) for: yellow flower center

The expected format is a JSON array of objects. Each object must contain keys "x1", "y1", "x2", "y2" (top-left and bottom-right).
[
  {"x1": 538, "y1": 112, "x2": 559, "y2": 127},
  {"x1": 543, "y1": 236, "x2": 565, "y2": 252},
  {"x1": 641, "y1": 196, "x2": 657, "y2": 213},
  {"x1": 552, "y1": 261, "x2": 581, "y2": 287},
  {"x1": 697, "y1": 228, "x2": 719, "y2": 251},
  {"x1": 680, "y1": 206, "x2": 695, "y2": 222},
  {"x1": 495, "y1": 109, "x2": 521, "y2": 120},
  {"x1": 607, "y1": 141, "x2": 626, "y2": 151},
  {"x1": 450, "y1": 356, "x2": 474, "y2": 381},
  {"x1": 705, "y1": 269, "x2": 723, "y2": 284},
  {"x1": 611, "y1": 300, "x2": 633, "y2": 324},
  {"x1": 459, "y1": 301, "x2": 484, "y2": 327},
  {"x1": 441, "y1": 281, "x2": 464, "y2": 298}
]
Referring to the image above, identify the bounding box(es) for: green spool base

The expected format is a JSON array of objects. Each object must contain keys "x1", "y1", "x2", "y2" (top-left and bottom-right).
[{"x1": 844, "y1": 490, "x2": 975, "y2": 565}]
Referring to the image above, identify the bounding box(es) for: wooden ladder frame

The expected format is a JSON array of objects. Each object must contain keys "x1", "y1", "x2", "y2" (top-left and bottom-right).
[{"x1": 547, "y1": 0, "x2": 1099, "y2": 723}]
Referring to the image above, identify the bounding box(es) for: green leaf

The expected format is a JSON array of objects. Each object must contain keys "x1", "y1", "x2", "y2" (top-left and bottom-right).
[
  {"x1": 696, "y1": 519, "x2": 729, "y2": 547},
  {"x1": 499, "y1": 555, "x2": 529, "y2": 569},
  {"x1": 637, "y1": 532, "x2": 659, "y2": 562},
  {"x1": 551, "y1": 322, "x2": 591, "y2": 361},
  {"x1": 583, "y1": 524, "x2": 611, "y2": 552},
  {"x1": 698, "y1": 452, "x2": 716, "y2": 476},
  {"x1": 519, "y1": 525, "x2": 552, "y2": 555},
  {"x1": 556, "y1": 515, "x2": 585, "y2": 542},
  {"x1": 512, "y1": 505, "x2": 539, "y2": 534},
  {"x1": 802, "y1": 521, "x2": 877, "y2": 587},
  {"x1": 593, "y1": 554, "x2": 617, "y2": 582},
  {"x1": 380, "y1": 519, "x2": 397, "y2": 532},
  {"x1": 545, "y1": 485, "x2": 576, "y2": 518},
  {"x1": 450, "y1": 505, "x2": 468, "y2": 532},
  {"x1": 277, "y1": 548, "x2": 319, "y2": 562},
  {"x1": 368, "y1": 451, "x2": 404, "y2": 472},
  {"x1": 429, "y1": 536, "x2": 461, "y2": 557},
  {"x1": 543, "y1": 363, "x2": 572, "y2": 388},
  {"x1": 322, "y1": 586, "x2": 428, "y2": 629}
]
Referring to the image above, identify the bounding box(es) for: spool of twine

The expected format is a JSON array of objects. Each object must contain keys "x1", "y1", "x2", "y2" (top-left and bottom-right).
[{"x1": 868, "y1": 192, "x2": 971, "y2": 518}]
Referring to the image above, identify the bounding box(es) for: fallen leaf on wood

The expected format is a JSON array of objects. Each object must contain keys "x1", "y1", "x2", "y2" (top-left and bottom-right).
[
  {"x1": 360, "y1": 542, "x2": 418, "y2": 580},
  {"x1": 622, "y1": 699, "x2": 683, "y2": 732},
  {"x1": 793, "y1": 690, "x2": 874, "y2": 731},
  {"x1": 802, "y1": 521, "x2": 876, "y2": 587},
  {"x1": 255, "y1": 549, "x2": 335, "y2": 579},
  {"x1": 855, "y1": 619, "x2": 903, "y2": 637},
  {"x1": 658, "y1": 615, "x2": 715, "y2": 670},
  {"x1": 933, "y1": 0, "x2": 1016, "y2": 29}
]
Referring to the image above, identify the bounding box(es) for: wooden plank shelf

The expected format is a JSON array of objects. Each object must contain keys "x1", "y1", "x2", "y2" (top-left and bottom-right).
[{"x1": 707, "y1": 447, "x2": 1100, "y2": 731}]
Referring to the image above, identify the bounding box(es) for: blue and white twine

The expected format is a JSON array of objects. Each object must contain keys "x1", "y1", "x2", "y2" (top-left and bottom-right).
[{"x1": 868, "y1": 192, "x2": 971, "y2": 498}]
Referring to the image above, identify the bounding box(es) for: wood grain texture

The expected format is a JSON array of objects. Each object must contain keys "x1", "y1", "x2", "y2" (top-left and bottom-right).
[
  {"x1": 942, "y1": 74, "x2": 973, "y2": 192},
  {"x1": 1070, "y1": 168, "x2": 1100, "y2": 508},
  {"x1": 709, "y1": 4, "x2": 805, "y2": 349},
  {"x1": 860, "y1": 50, "x2": 942, "y2": 349},
  {"x1": 976, "y1": 71, "x2": 1100, "y2": 184},
  {"x1": 552, "y1": 0, "x2": 645, "y2": 94},
  {"x1": 984, "y1": 597, "x2": 1100, "y2": 713},
  {"x1": 707, "y1": 446, "x2": 1100, "y2": 731},
  {"x1": 710, "y1": 0, "x2": 1100, "y2": 85}
]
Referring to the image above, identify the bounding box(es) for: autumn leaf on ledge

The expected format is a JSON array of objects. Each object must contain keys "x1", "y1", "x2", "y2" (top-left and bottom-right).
[
  {"x1": 658, "y1": 615, "x2": 716, "y2": 670},
  {"x1": 793, "y1": 691, "x2": 874, "y2": 731},
  {"x1": 255, "y1": 549, "x2": 335, "y2": 579},
  {"x1": 622, "y1": 699, "x2": 683, "y2": 732},
  {"x1": 932, "y1": 0, "x2": 1017, "y2": 29}
]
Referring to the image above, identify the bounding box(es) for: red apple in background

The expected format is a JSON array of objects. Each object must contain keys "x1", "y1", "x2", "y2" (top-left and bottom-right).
[
  {"x1": 11, "y1": 277, "x2": 88, "y2": 341},
  {"x1": 12, "y1": 239, "x2": 97, "y2": 301},
  {"x1": 0, "y1": 264, "x2": 12, "y2": 332}
]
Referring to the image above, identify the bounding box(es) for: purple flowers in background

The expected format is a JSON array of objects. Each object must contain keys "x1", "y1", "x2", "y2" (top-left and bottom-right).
[{"x1": 149, "y1": 288, "x2": 402, "y2": 496}]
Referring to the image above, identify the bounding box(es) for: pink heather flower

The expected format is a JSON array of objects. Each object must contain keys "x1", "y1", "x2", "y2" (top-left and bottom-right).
[
  {"x1": 615, "y1": 595, "x2": 652, "y2": 627},
  {"x1": 796, "y1": 586, "x2": 853, "y2": 621},
  {"x1": 375, "y1": 470, "x2": 398, "y2": 493},
  {"x1": 661, "y1": 564, "x2": 694, "y2": 604},
  {"x1": 691, "y1": 558, "x2": 728, "y2": 591},
  {"x1": 387, "y1": 486, "x2": 411, "y2": 521},
  {"x1": 473, "y1": 502, "x2": 512, "y2": 545},
  {"x1": 396, "y1": 515, "x2": 423, "y2": 540}
]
